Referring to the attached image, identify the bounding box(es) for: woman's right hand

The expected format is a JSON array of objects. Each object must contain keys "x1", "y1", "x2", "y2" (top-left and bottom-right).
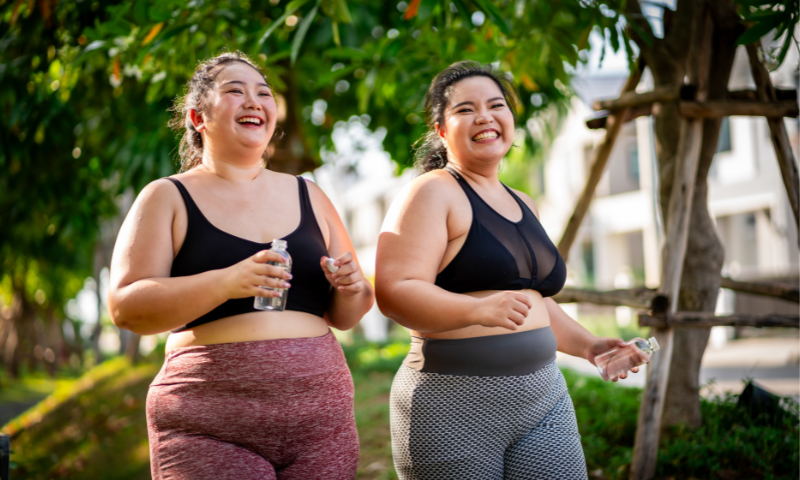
[
  {"x1": 222, "y1": 250, "x2": 292, "y2": 300},
  {"x1": 473, "y1": 291, "x2": 532, "y2": 330}
]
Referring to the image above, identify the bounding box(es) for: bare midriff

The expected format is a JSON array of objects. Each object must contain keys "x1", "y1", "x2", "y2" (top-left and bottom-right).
[
  {"x1": 415, "y1": 289, "x2": 551, "y2": 340},
  {"x1": 165, "y1": 311, "x2": 330, "y2": 352}
]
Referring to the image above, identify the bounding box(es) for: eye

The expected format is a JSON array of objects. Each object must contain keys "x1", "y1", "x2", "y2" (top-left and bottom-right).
[
  {"x1": 492, "y1": 103, "x2": 505, "y2": 108},
  {"x1": 259, "y1": 92, "x2": 272, "y2": 97},
  {"x1": 457, "y1": 108, "x2": 473, "y2": 113},
  {"x1": 229, "y1": 89, "x2": 243, "y2": 94}
]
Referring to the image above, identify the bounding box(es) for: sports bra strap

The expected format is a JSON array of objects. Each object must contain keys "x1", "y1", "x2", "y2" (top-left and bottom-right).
[{"x1": 165, "y1": 177, "x2": 204, "y2": 222}]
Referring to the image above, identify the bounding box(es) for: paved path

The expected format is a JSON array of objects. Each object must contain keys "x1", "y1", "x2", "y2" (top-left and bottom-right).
[{"x1": 556, "y1": 337, "x2": 800, "y2": 398}]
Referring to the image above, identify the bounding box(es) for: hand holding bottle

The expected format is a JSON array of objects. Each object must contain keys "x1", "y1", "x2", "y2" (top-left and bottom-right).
[
  {"x1": 593, "y1": 337, "x2": 659, "y2": 382},
  {"x1": 254, "y1": 240, "x2": 292, "y2": 311},
  {"x1": 222, "y1": 248, "x2": 292, "y2": 300}
]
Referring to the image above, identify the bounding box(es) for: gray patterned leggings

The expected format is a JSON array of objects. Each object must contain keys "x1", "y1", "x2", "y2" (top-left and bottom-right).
[{"x1": 390, "y1": 361, "x2": 588, "y2": 480}]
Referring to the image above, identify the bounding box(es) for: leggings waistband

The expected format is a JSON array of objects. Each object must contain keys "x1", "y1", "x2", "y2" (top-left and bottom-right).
[
  {"x1": 152, "y1": 329, "x2": 347, "y2": 385},
  {"x1": 402, "y1": 327, "x2": 557, "y2": 377}
]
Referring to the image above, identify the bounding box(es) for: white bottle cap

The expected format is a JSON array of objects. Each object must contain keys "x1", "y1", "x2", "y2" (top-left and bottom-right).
[
  {"x1": 326, "y1": 258, "x2": 339, "y2": 273},
  {"x1": 648, "y1": 336, "x2": 660, "y2": 351}
]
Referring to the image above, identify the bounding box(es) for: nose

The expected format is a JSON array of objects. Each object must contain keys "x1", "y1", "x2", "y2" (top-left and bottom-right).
[
  {"x1": 243, "y1": 90, "x2": 262, "y2": 110},
  {"x1": 475, "y1": 107, "x2": 493, "y2": 124}
]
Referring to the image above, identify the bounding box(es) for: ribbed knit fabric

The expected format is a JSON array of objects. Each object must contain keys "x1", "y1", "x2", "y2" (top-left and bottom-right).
[{"x1": 146, "y1": 331, "x2": 358, "y2": 480}]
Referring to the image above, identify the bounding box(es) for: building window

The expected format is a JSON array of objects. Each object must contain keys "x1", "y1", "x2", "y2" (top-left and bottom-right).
[
  {"x1": 716, "y1": 117, "x2": 732, "y2": 153},
  {"x1": 628, "y1": 144, "x2": 640, "y2": 187},
  {"x1": 582, "y1": 242, "x2": 595, "y2": 288}
]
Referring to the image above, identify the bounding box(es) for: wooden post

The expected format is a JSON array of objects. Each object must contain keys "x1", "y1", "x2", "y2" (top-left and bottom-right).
[
  {"x1": 557, "y1": 60, "x2": 645, "y2": 262},
  {"x1": 746, "y1": 43, "x2": 800, "y2": 234},
  {"x1": 629, "y1": 9, "x2": 712, "y2": 480}
]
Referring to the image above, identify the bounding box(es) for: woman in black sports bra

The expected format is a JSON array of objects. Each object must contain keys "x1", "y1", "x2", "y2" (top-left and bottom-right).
[
  {"x1": 376, "y1": 61, "x2": 637, "y2": 480},
  {"x1": 108, "y1": 52, "x2": 372, "y2": 480}
]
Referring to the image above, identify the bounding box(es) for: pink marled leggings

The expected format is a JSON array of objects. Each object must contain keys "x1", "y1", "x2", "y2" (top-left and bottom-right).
[{"x1": 146, "y1": 330, "x2": 358, "y2": 480}]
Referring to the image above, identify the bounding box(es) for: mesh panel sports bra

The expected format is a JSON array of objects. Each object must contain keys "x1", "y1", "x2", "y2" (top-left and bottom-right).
[
  {"x1": 167, "y1": 176, "x2": 331, "y2": 332},
  {"x1": 434, "y1": 168, "x2": 567, "y2": 297}
]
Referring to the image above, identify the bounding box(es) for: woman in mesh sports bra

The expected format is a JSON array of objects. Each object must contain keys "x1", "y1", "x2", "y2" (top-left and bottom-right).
[
  {"x1": 376, "y1": 61, "x2": 636, "y2": 480},
  {"x1": 108, "y1": 52, "x2": 373, "y2": 480}
]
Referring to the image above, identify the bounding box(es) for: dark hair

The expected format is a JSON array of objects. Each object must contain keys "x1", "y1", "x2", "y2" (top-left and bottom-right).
[
  {"x1": 169, "y1": 51, "x2": 269, "y2": 172},
  {"x1": 414, "y1": 60, "x2": 520, "y2": 173}
]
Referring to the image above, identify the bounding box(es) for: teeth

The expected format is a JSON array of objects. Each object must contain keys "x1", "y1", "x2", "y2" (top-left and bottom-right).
[
  {"x1": 472, "y1": 131, "x2": 499, "y2": 141},
  {"x1": 237, "y1": 117, "x2": 262, "y2": 125}
]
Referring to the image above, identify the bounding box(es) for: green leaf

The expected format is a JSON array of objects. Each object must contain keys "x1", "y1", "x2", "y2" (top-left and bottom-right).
[
  {"x1": 736, "y1": 17, "x2": 781, "y2": 45},
  {"x1": 471, "y1": 0, "x2": 511, "y2": 35},
  {"x1": 332, "y1": 0, "x2": 353, "y2": 24},
  {"x1": 148, "y1": 3, "x2": 172, "y2": 22},
  {"x1": 451, "y1": 0, "x2": 472, "y2": 25},
  {"x1": 71, "y1": 41, "x2": 106, "y2": 66},
  {"x1": 773, "y1": 20, "x2": 796, "y2": 67},
  {"x1": 314, "y1": 64, "x2": 356, "y2": 88},
  {"x1": 291, "y1": 1, "x2": 320, "y2": 66},
  {"x1": 148, "y1": 24, "x2": 194, "y2": 52},
  {"x1": 332, "y1": 21, "x2": 341, "y2": 47},
  {"x1": 258, "y1": 0, "x2": 312, "y2": 47},
  {"x1": 133, "y1": 0, "x2": 149, "y2": 25},
  {"x1": 627, "y1": 19, "x2": 653, "y2": 47}
]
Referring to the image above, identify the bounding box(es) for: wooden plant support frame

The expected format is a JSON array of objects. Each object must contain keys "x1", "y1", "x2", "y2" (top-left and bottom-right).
[{"x1": 551, "y1": 14, "x2": 798, "y2": 476}]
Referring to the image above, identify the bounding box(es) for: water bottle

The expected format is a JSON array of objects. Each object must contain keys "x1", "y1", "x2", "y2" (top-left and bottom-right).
[
  {"x1": 595, "y1": 337, "x2": 660, "y2": 381},
  {"x1": 253, "y1": 239, "x2": 291, "y2": 311}
]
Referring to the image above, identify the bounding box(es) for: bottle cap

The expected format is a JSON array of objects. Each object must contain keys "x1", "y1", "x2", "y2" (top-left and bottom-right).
[
  {"x1": 326, "y1": 258, "x2": 339, "y2": 273},
  {"x1": 272, "y1": 239, "x2": 287, "y2": 249},
  {"x1": 648, "y1": 336, "x2": 660, "y2": 351}
]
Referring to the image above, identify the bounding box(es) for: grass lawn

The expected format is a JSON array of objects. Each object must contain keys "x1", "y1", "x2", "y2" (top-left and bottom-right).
[{"x1": 3, "y1": 342, "x2": 798, "y2": 480}]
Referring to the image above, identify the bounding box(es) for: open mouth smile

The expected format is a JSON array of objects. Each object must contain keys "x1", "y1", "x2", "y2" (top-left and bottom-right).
[
  {"x1": 237, "y1": 116, "x2": 264, "y2": 126},
  {"x1": 472, "y1": 130, "x2": 499, "y2": 142}
]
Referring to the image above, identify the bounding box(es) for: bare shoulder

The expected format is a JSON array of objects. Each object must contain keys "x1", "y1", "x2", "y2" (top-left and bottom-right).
[
  {"x1": 398, "y1": 169, "x2": 463, "y2": 208},
  {"x1": 509, "y1": 186, "x2": 540, "y2": 218},
  {"x1": 303, "y1": 176, "x2": 333, "y2": 205},
  {"x1": 135, "y1": 177, "x2": 183, "y2": 208}
]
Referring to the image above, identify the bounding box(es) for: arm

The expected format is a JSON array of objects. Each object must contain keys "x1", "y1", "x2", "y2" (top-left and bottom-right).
[
  {"x1": 108, "y1": 180, "x2": 289, "y2": 335},
  {"x1": 545, "y1": 298, "x2": 637, "y2": 380},
  {"x1": 306, "y1": 181, "x2": 374, "y2": 331},
  {"x1": 375, "y1": 174, "x2": 531, "y2": 333}
]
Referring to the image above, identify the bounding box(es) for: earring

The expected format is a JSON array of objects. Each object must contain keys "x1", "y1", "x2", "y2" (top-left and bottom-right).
[{"x1": 442, "y1": 139, "x2": 448, "y2": 149}]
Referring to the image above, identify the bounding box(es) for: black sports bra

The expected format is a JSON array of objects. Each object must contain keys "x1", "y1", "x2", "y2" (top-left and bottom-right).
[
  {"x1": 434, "y1": 169, "x2": 567, "y2": 297},
  {"x1": 167, "y1": 176, "x2": 331, "y2": 332}
]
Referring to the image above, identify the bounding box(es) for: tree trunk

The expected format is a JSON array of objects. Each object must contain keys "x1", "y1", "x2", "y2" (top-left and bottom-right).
[
  {"x1": 4, "y1": 286, "x2": 38, "y2": 378},
  {"x1": 627, "y1": 0, "x2": 738, "y2": 429}
]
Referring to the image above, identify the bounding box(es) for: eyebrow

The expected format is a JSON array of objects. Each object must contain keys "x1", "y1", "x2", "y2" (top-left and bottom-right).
[
  {"x1": 222, "y1": 80, "x2": 270, "y2": 88},
  {"x1": 450, "y1": 97, "x2": 505, "y2": 110}
]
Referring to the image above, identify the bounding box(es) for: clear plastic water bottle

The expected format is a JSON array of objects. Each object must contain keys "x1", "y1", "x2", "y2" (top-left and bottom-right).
[
  {"x1": 253, "y1": 239, "x2": 291, "y2": 311},
  {"x1": 595, "y1": 337, "x2": 660, "y2": 381}
]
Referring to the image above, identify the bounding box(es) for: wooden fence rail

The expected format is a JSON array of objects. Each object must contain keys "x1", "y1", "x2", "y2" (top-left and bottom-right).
[{"x1": 638, "y1": 312, "x2": 800, "y2": 329}]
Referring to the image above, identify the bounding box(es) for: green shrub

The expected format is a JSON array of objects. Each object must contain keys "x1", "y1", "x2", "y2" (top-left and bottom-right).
[
  {"x1": 342, "y1": 340, "x2": 410, "y2": 375},
  {"x1": 562, "y1": 368, "x2": 800, "y2": 480}
]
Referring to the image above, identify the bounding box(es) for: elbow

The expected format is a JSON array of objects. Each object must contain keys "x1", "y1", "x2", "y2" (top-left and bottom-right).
[{"x1": 107, "y1": 297, "x2": 147, "y2": 335}]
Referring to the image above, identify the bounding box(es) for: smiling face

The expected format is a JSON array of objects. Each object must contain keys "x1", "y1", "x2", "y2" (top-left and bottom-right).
[
  {"x1": 192, "y1": 62, "x2": 278, "y2": 160},
  {"x1": 436, "y1": 75, "x2": 515, "y2": 167}
]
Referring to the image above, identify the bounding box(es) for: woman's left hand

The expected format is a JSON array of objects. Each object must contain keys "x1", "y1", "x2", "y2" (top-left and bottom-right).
[
  {"x1": 585, "y1": 337, "x2": 640, "y2": 382},
  {"x1": 321, "y1": 253, "x2": 368, "y2": 297}
]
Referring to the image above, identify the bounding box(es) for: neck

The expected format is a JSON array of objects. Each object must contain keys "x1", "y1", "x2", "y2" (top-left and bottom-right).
[
  {"x1": 447, "y1": 157, "x2": 501, "y2": 186},
  {"x1": 199, "y1": 150, "x2": 263, "y2": 182}
]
